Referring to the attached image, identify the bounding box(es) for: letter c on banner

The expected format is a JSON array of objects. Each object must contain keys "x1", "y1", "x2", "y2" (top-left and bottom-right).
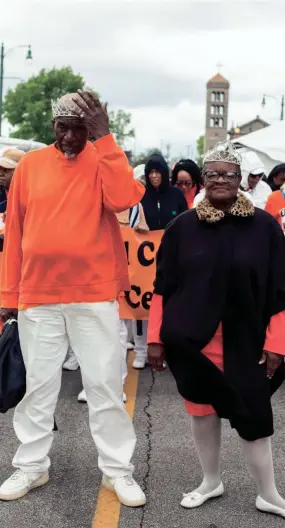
[
  {"x1": 125, "y1": 285, "x2": 141, "y2": 309},
  {"x1": 138, "y1": 241, "x2": 155, "y2": 267}
]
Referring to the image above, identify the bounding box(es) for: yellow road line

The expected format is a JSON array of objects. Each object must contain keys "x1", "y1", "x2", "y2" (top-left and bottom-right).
[{"x1": 92, "y1": 351, "x2": 139, "y2": 528}]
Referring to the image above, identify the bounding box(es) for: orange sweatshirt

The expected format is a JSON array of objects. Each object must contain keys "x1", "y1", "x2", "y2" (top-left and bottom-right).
[
  {"x1": 265, "y1": 189, "x2": 285, "y2": 234},
  {"x1": 1, "y1": 134, "x2": 145, "y2": 309}
]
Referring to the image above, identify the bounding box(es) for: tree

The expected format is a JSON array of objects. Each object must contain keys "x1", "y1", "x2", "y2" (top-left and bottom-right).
[
  {"x1": 109, "y1": 109, "x2": 135, "y2": 147},
  {"x1": 3, "y1": 67, "x2": 135, "y2": 146},
  {"x1": 196, "y1": 135, "x2": 204, "y2": 167},
  {"x1": 133, "y1": 148, "x2": 162, "y2": 166},
  {"x1": 4, "y1": 67, "x2": 85, "y2": 145}
]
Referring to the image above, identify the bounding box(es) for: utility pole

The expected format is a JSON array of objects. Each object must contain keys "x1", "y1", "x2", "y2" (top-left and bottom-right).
[
  {"x1": 0, "y1": 43, "x2": 4, "y2": 137},
  {"x1": 0, "y1": 42, "x2": 33, "y2": 137},
  {"x1": 165, "y1": 143, "x2": 171, "y2": 163},
  {"x1": 281, "y1": 95, "x2": 284, "y2": 121}
]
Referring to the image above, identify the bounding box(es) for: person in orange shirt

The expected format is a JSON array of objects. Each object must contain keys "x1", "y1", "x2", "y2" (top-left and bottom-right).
[
  {"x1": 0, "y1": 90, "x2": 146, "y2": 507},
  {"x1": 265, "y1": 183, "x2": 285, "y2": 234}
]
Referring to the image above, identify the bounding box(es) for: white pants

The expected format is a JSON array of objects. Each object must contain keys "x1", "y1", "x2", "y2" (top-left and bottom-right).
[
  {"x1": 120, "y1": 319, "x2": 148, "y2": 384},
  {"x1": 13, "y1": 302, "x2": 136, "y2": 478}
]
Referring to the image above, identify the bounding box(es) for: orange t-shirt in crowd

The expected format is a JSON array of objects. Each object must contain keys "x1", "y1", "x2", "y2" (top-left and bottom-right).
[
  {"x1": 1, "y1": 135, "x2": 145, "y2": 309},
  {"x1": 265, "y1": 189, "x2": 285, "y2": 234}
]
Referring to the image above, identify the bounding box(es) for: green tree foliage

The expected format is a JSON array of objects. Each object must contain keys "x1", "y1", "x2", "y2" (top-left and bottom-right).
[
  {"x1": 109, "y1": 109, "x2": 135, "y2": 147},
  {"x1": 3, "y1": 67, "x2": 135, "y2": 146},
  {"x1": 4, "y1": 67, "x2": 84, "y2": 145},
  {"x1": 133, "y1": 148, "x2": 162, "y2": 166},
  {"x1": 196, "y1": 135, "x2": 204, "y2": 167}
]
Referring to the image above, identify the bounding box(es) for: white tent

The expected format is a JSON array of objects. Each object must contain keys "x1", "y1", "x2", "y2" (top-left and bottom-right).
[
  {"x1": 0, "y1": 136, "x2": 46, "y2": 152},
  {"x1": 232, "y1": 121, "x2": 285, "y2": 175}
]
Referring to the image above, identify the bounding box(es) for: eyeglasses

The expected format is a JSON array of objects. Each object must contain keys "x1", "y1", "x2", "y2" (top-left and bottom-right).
[
  {"x1": 176, "y1": 180, "x2": 193, "y2": 188},
  {"x1": 204, "y1": 171, "x2": 240, "y2": 182}
]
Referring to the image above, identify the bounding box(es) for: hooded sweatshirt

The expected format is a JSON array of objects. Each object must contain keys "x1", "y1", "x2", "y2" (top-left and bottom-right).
[{"x1": 141, "y1": 154, "x2": 188, "y2": 230}]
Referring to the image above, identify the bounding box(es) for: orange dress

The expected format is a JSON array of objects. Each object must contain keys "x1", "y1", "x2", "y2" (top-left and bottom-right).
[{"x1": 147, "y1": 293, "x2": 285, "y2": 416}]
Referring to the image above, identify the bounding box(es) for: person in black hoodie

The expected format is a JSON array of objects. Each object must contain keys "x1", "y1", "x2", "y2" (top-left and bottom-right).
[{"x1": 141, "y1": 153, "x2": 188, "y2": 230}]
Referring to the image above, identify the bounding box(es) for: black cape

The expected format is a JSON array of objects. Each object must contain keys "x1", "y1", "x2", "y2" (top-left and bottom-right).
[{"x1": 155, "y1": 208, "x2": 285, "y2": 441}]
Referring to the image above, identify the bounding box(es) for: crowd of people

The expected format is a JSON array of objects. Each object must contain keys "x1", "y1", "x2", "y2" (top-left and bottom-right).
[{"x1": 0, "y1": 90, "x2": 285, "y2": 521}]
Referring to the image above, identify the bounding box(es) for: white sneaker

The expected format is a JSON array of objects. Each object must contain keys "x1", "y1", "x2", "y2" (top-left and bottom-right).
[
  {"x1": 102, "y1": 475, "x2": 146, "y2": 507},
  {"x1": 181, "y1": 482, "x2": 224, "y2": 509},
  {"x1": 123, "y1": 392, "x2": 127, "y2": 403},
  {"x1": 127, "y1": 342, "x2": 134, "y2": 350},
  {"x1": 63, "y1": 356, "x2": 79, "y2": 371},
  {"x1": 256, "y1": 495, "x2": 285, "y2": 518},
  {"x1": 78, "y1": 389, "x2": 87, "y2": 403},
  {"x1": 0, "y1": 469, "x2": 49, "y2": 501},
  {"x1": 132, "y1": 358, "x2": 146, "y2": 370}
]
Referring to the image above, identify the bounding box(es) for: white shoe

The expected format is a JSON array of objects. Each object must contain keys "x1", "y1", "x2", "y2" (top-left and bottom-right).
[
  {"x1": 256, "y1": 495, "x2": 285, "y2": 518},
  {"x1": 0, "y1": 470, "x2": 49, "y2": 501},
  {"x1": 181, "y1": 482, "x2": 224, "y2": 509},
  {"x1": 78, "y1": 389, "x2": 87, "y2": 403},
  {"x1": 102, "y1": 475, "x2": 146, "y2": 507},
  {"x1": 63, "y1": 356, "x2": 79, "y2": 371},
  {"x1": 132, "y1": 358, "x2": 146, "y2": 369},
  {"x1": 127, "y1": 342, "x2": 134, "y2": 350},
  {"x1": 123, "y1": 392, "x2": 127, "y2": 403}
]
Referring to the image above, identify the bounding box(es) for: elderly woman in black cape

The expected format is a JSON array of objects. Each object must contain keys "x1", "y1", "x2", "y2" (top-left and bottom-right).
[{"x1": 147, "y1": 141, "x2": 285, "y2": 518}]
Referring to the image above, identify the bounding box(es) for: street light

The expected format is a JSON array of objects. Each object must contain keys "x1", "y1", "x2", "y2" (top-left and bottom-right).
[
  {"x1": 0, "y1": 42, "x2": 33, "y2": 136},
  {"x1": 262, "y1": 93, "x2": 284, "y2": 121}
]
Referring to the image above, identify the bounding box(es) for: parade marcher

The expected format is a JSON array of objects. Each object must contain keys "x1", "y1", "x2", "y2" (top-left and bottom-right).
[
  {"x1": 240, "y1": 151, "x2": 271, "y2": 209},
  {"x1": 147, "y1": 141, "x2": 285, "y2": 518},
  {"x1": 171, "y1": 159, "x2": 203, "y2": 208},
  {"x1": 0, "y1": 148, "x2": 25, "y2": 317},
  {"x1": 0, "y1": 91, "x2": 146, "y2": 507},
  {"x1": 137, "y1": 155, "x2": 187, "y2": 369},
  {"x1": 141, "y1": 153, "x2": 188, "y2": 230},
  {"x1": 0, "y1": 148, "x2": 25, "y2": 219},
  {"x1": 267, "y1": 163, "x2": 285, "y2": 192},
  {"x1": 265, "y1": 182, "x2": 285, "y2": 234}
]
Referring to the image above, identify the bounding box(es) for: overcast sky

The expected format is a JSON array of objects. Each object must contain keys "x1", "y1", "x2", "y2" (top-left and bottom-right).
[{"x1": 1, "y1": 0, "x2": 284, "y2": 158}]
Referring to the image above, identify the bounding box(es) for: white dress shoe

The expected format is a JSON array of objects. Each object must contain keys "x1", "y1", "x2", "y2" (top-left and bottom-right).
[
  {"x1": 123, "y1": 392, "x2": 127, "y2": 403},
  {"x1": 102, "y1": 475, "x2": 146, "y2": 507},
  {"x1": 0, "y1": 470, "x2": 49, "y2": 501},
  {"x1": 78, "y1": 389, "x2": 87, "y2": 403},
  {"x1": 181, "y1": 482, "x2": 224, "y2": 509},
  {"x1": 256, "y1": 495, "x2": 285, "y2": 518}
]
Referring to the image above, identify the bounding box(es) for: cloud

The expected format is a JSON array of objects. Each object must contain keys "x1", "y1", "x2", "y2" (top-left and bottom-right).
[{"x1": 1, "y1": 0, "x2": 285, "y2": 154}]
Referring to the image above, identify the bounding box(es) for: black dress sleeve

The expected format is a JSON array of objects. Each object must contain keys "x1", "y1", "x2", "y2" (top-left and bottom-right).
[{"x1": 154, "y1": 221, "x2": 179, "y2": 302}]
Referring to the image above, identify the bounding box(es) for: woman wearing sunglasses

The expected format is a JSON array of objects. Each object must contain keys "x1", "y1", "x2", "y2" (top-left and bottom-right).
[{"x1": 171, "y1": 159, "x2": 203, "y2": 209}]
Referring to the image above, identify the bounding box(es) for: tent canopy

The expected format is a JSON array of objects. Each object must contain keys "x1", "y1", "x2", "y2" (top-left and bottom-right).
[{"x1": 232, "y1": 121, "x2": 285, "y2": 175}]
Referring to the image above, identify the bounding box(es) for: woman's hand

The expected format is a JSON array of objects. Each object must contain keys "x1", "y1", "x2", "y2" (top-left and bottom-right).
[
  {"x1": 148, "y1": 343, "x2": 165, "y2": 372},
  {"x1": 259, "y1": 350, "x2": 283, "y2": 379}
]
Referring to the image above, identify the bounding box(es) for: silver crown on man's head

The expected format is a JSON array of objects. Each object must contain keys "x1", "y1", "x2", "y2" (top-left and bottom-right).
[
  {"x1": 203, "y1": 141, "x2": 242, "y2": 166},
  {"x1": 51, "y1": 93, "x2": 86, "y2": 119}
]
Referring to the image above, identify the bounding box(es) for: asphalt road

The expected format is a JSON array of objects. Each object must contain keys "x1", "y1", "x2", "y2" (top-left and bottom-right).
[{"x1": 1, "y1": 366, "x2": 285, "y2": 528}]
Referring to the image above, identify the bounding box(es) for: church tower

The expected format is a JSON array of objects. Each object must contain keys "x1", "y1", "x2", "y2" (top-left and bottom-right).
[{"x1": 205, "y1": 73, "x2": 230, "y2": 152}]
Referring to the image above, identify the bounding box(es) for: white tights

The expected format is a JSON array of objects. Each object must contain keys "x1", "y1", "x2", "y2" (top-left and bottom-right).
[{"x1": 191, "y1": 415, "x2": 285, "y2": 508}]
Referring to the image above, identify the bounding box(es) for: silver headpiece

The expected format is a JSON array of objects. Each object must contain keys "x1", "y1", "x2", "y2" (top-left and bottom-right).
[
  {"x1": 203, "y1": 141, "x2": 242, "y2": 166},
  {"x1": 51, "y1": 93, "x2": 86, "y2": 119}
]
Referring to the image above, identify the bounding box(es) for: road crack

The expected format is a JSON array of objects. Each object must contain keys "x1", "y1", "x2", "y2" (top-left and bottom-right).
[{"x1": 139, "y1": 367, "x2": 156, "y2": 528}]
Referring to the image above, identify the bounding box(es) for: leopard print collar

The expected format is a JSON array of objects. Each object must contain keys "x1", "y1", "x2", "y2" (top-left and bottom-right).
[{"x1": 196, "y1": 192, "x2": 255, "y2": 224}]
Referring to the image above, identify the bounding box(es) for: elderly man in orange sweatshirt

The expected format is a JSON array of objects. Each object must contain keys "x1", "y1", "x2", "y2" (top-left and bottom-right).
[{"x1": 0, "y1": 90, "x2": 146, "y2": 507}]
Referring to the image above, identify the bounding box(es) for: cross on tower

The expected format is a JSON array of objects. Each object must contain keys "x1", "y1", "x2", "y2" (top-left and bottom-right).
[{"x1": 216, "y1": 62, "x2": 224, "y2": 73}]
